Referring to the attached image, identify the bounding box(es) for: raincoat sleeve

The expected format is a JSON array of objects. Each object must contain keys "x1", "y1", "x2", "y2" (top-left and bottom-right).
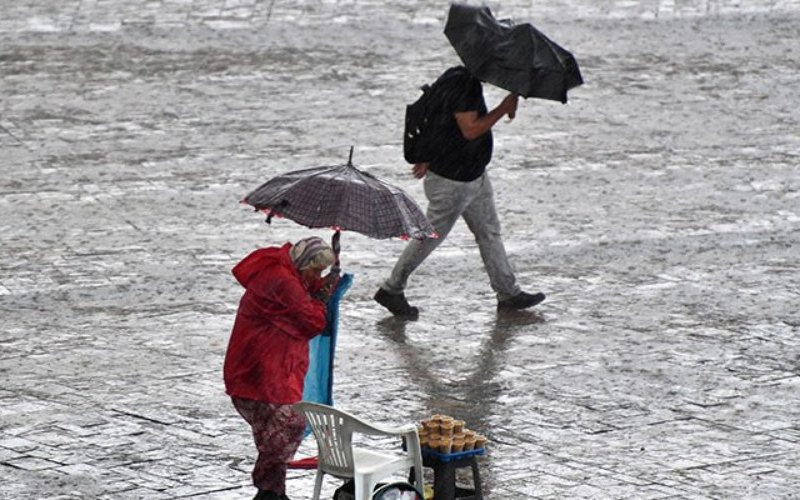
[
  {"x1": 247, "y1": 268, "x2": 328, "y2": 341},
  {"x1": 307, "y1": 276, "x2": 327, "y2": 296}
]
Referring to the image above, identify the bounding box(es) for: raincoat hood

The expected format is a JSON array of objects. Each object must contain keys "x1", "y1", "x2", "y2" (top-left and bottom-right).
[{"x1": 231, "y1": 243, "x2": 293, "y2": 289}]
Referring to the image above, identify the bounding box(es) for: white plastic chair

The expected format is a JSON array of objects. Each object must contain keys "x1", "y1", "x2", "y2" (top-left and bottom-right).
[{"x1": 293, "y1": 401, "x2": 424, "y2": 500}]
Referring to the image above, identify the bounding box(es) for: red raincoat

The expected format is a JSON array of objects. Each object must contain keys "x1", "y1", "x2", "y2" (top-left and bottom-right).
[{"x1": 223, "y1": 243, "x2": 328, "y2": 404}]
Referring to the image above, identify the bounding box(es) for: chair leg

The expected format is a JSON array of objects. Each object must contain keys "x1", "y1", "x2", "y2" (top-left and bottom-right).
[
  {"x1": 412, "y1": 463, "x2": 424, "y2": 494},
  {"x1": 353, "y1": 474, "x2": 372, "y2": 500},
  {"x1": 311, "y1": 470, "x2": 324, "y2": 500}
]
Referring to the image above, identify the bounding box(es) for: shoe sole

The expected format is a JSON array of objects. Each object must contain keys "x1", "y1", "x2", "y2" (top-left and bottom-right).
[
  {"x1": 497, "y1": 294, "x2": 546, "y2": 311},
  {"x1": 374, "y1": 292, "x2": 420, "y2": 318}
]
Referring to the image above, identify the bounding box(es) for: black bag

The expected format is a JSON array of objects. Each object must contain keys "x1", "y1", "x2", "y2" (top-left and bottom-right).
[
  {"x1": 333, "y1": 479, "x2": 422, "y2": 500},
  {"x1": 402, "y1": 66, "x2": 470, "y2": 165},
  {"x1": 332, "y1": 479, "x2": 356, "y2": 500},
  {"x1": 372, "y1": 481, "x2": 423, "y2": 500}
]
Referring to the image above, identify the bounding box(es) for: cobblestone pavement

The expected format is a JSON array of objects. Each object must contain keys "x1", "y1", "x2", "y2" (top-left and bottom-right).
[{"x1": 2, "y1": 0, "x2": 800, "y2": 499}]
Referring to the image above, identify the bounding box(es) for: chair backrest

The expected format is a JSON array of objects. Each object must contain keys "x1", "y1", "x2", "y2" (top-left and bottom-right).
[
  {"x1": 295, "y1": 401, "x2": 360, "y2": 477},
  {"x1": 294, "y1": 401, "x2": 421, "y2": 481}
]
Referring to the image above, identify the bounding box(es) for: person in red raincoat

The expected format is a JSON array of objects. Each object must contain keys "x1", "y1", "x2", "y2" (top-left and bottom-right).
[{"x1": 224, "y1": 236, "x2": 335, "y2": 500}]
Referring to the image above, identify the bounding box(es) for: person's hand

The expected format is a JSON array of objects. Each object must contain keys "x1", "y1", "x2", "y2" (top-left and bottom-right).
[
  {"x1": 413, "y1": 162, "x2": 429, "y2": 179},
  {"x1": 312, "y1": 270, "x2": 339, "y2": 304},
  {"x1": 500, "y1": 93, "x2": 519, "y2": 120},
  {"x1": 312, "y1": 282, "x2": 334, "y2": 304}
]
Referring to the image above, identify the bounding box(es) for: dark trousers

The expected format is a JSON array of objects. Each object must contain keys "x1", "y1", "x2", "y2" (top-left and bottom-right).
[{"x1": 232, "y1": 397, "x2": 306, "y2": 495}]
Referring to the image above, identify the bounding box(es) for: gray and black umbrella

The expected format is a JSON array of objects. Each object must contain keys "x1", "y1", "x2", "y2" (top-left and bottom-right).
[
  {"x1": 444, "y1": 3, "x2": 583, "y2": 103},
  {"x1": 242, "y1": 148, "x2": 436, "y2": 271}
]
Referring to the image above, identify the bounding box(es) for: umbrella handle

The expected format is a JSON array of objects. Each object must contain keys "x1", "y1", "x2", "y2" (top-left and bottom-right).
[
  {"x1": 331, "y1": 230, "x2": 341, "y2": 268},
  {"x1": 316, "y1": 231, "x2": 341, "y2": 303}
]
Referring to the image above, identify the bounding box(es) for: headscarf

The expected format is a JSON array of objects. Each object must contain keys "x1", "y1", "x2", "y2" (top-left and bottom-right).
[{"x1": 290, "y1": 236, "x2": 334, "y2": 271}]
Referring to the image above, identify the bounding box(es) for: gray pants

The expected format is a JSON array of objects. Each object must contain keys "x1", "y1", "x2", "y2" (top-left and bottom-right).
[{"x1": 382, "y1": 170, "x2": 521, "y2": 301}]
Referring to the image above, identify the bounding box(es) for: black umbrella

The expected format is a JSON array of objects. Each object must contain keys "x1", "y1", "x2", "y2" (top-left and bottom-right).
[
  {"x1": 242, "y1": 147, "x2": 437, "y2": 273},
  {"x1": 444, "y1": 3, "x2": 583, "y2": 103}
]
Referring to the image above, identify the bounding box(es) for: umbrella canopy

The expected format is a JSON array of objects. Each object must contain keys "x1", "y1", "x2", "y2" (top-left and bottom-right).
[
  {"x1": 444, "y1": 3, "x2": 583, "y2": 103},
  {"x1": 242, "y1": 148, "x2": 436, "y2": 241}
]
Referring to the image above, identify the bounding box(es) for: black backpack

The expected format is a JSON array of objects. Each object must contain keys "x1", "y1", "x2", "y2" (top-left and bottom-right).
[{"x1": 403, "y1": 66, "x2": 470, "y2": 165}]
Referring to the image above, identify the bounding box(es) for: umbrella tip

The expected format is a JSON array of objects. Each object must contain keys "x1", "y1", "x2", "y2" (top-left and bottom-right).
[{"x1": 348, "y1": 146, "x2": 354, "y2": 166}]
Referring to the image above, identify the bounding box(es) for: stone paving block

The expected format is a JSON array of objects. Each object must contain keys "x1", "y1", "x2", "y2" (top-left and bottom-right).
[
  {"x1": 26, "y1": 444, "x2": 82, "y2": 465},
  {"x1": 54, "y1": 462, "x2": 108, "y2": 478},
  {"x1": 0, "y1": 436, "x2": 40, "y2": 453},
  {"x1": 26, "y1": 429, "x2": 88, "y2": 449},
  {"x1": 118, "y1": 465, "x2": 184, "y2": 491},
  {"x1": 0, "y1": 446, "x2": 23, "y2": 462},
  {"x1": 3, "y1": 455, "x2": 61, "y2": 471},
  {"x1": 108, "y1": 488, "x2": 174, "y2": 500}
]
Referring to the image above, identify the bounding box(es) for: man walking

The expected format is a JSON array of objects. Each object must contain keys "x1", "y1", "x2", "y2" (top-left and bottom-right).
[{"x1": 375, "y1": 66, "x2": 545, "y2": 318}]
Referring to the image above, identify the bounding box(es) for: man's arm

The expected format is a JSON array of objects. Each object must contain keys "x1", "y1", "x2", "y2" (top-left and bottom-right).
[
  {"x1": 413, "y1": 92, "x2": 518, "y2": 179},
  {"x1": 412, "y1": 162, "x2": 429, "y2": 179},
  {"x1": 455, "y1": 93, "x2": 518, "y2": 141}
]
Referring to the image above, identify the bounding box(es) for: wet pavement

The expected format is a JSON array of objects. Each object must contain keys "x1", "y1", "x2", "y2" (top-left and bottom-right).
[{"x1": 2, "y1": 0, "x2": 800, "y2": 499}]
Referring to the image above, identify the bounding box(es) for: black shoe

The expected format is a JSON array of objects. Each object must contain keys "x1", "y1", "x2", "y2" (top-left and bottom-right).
[
  {"x1": 254, "y1": 491, "x2": 284, "y2": 500},
  {"x1": 374, "y1": 288, "x2": 419, "y2": 318},
  {"x1": 497, "y1": 291, "x2": 546, "y2": 311}
]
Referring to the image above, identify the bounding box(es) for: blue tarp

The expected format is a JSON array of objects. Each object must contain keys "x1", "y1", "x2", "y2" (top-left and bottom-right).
[{"x1": 302, "y1": 273, "x2": 353, "y2": 409}]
